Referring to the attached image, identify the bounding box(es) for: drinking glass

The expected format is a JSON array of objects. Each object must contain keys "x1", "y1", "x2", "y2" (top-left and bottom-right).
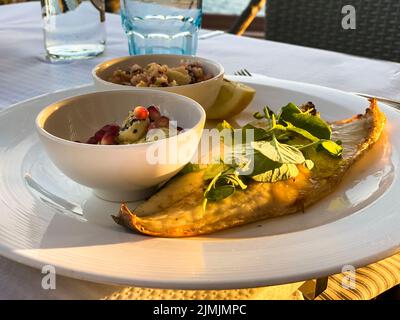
[
  {"x1": 120, "y1": 0, "x2": 202, "y2": 55},
  {"x1": 41, "y1": 0, "x2": 106, "y2": 61}
]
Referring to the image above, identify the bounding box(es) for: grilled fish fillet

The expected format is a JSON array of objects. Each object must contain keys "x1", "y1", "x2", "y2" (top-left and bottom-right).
[{"x1": 113, "y1": 99, "x2": 386, "y2": 237}]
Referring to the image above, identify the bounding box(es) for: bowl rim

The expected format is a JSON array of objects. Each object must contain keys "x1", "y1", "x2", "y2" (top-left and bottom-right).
[
  {"x1": 35, "y1": 89, "x2": 206, "y2": 149},
  {"x1": 92, "y1": 54, "x2": 225, "y2": 89}
]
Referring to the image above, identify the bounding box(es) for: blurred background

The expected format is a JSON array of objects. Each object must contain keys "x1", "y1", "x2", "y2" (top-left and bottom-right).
[
  {"x1": 0, "y1": 0, "x2": 264, "y2": 15},
  {"x1": 0, "y1": 0, "x2": 267, "y2": 38},
  {"x1": 1, "y1": 1, "x2": 399, "y2": 62}
]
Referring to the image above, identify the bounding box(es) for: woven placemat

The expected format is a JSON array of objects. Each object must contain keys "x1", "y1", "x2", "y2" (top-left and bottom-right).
[
  {"x1": 102, "y1": 253, "x2": 400, "y2": 300},
  {"x1": 317, "y1": 252, "x2": 400, "y2": 300},
  {"x1": 103, "y1": 282, "x2": 305, "y2": 300}
]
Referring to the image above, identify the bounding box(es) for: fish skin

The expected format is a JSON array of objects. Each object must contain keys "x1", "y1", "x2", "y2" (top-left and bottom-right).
[
  {"x1": 112, "y1": 99, "x2": 386, "y2": 237},
  {"x1": 134, "y1": 170, "x2": 205, "y2": 217}
]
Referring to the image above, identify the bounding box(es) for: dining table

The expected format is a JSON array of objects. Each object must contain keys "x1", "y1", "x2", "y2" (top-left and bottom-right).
[{"x1": 0, "y1": 2, "x2": 399, "y2": 300}]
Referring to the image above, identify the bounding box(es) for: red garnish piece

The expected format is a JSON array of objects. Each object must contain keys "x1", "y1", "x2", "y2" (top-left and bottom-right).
[
  {"x1": 94, "y1": 129, "x2": 106, "y2": 142},
  {"x1": 133, "y1": 106, "x2": 149, "y2": 120},
  {"x1": 90, "y1": 124, "x2": 121, "y2": 144},
  {"x1": 155, "y1": 116, "x2": 169, "y2": 128},
  {"x1": 100, "y1": 132, "x2": 117, "y2": 145},
  {"x1": 147, "y1": 105, "x2": 161, "y2": 121},
  {"x1": 101, "y1": 124, "x2": 120, "y2": 135}
]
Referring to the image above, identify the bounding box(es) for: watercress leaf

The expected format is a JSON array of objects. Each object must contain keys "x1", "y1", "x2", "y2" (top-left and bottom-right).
[
  {"x1": 280, "y1": 103, "x2": 332, "y2": 140},
  {"x1": 203, "y1": 168, "x2": 247, "y2": 209},
  {"x1": 235, "y1": 147, "x2": 281, "y2": 176},
  {"x1": 275, "y1": 132, "x2": 293, "y2": 142},
  {"x1": 205, "y1": 185, "x2": 235, "y2": 201},
  {"x1": 253, "y1": 151, "x2": 282, "y2": 175},
  {"x1": 241, "y1": 125, "x2": 269, "y2": 142},
  {"x1": 252, "y1": 163, "x2": 299, "y2": 183},
  {"x1": 202, "y1": 170, "x2": 224, "y2": 210},
  {"x1": 252, "y1": 137, "x2": 306, "y2": 164},
  {"x1": 253, "y1": 111, "x2": 264, "y2": 119},
  {"x1": 223, "y1": 167, "x2": 237, "y2": 175},
  {"x1": 284, "y1": 122, "x2": 320, "y2": 142},
  {"x1": 304, "y1": 159, "x2": 315, "y2": 170},
  {"x1": 203, "y1": 163, "x2": 227, "y2": 180},
  {"x1": 223, "y1": 173, "x2": 247, "y2": 190},
  {"x1": 279, "y1": 102, "x2": 301, "y2": 119},
  {"x1": 202, "y1": 198, "x2": 208, "y2": 211},
  {"x1": 242, "y1": 119, "x2": 272, "y2": 141},
  {"x1": 234, "y1": 176, "x2": 248, "y2": 190},
  {"x1": 247, "y1": 119, "x2": 273, "y2": 131},
  {"x1": 274, "y1": 123, "x2": 288, "y2": 132},
  {"x1": 319, "y1": 140, "x2": 343, "y2": 157},
  {"x1": 263, "y1": 106, "x2": 276, "y2": 119},
  {"x1": 217, "y1": 120, "x2": 234, "y2": 132}
]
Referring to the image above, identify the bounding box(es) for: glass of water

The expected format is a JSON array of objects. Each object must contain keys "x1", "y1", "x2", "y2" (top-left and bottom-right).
[
  {"x1": 41, "y1": 0, "x2": 106, "y2": 61},
  {"x1": 120, "y1": 0, "x2": 202, "y2": 55}
]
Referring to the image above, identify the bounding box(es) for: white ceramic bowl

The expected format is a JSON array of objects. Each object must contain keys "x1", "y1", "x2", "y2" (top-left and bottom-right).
[
  {"x1": 92, "y1": 54, "x2": 224, "y2": 111},
  {"x1": 36, "y1": 90, "x2": 206, "y2": 202}
]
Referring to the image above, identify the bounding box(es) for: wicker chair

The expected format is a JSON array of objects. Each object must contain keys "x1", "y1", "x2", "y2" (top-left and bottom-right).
[{"x1": 265, "y1": 0, "x2": 400, "y2": 62}]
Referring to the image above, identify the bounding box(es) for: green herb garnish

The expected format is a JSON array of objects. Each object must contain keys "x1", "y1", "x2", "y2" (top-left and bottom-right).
[
  {"x1": 279, "y1": 102, "x2": 332, "y2": 140},
  {"x1": 200, "y1": 102, "x2": 343, "y2": 210},
  {"x1": 252, "y1": 163, "x2": 299, "y2": 182},
  {"x1": 217, "y1": 120, "x2": 234, "y2": 132},
  {"x1": 252, "y1": 135, "x2": 306, "y2": 164},
  {"x1": 203, "y1": 168, "x2": 247, "y2": 210},
  {"x1": 318, "y1": 140, "x2": 343, "y2": 157}
]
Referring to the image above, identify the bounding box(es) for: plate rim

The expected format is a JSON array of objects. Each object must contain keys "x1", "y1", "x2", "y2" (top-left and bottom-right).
[{"x1": 0, "y1": 76, "x2": 399, "y2": 289}]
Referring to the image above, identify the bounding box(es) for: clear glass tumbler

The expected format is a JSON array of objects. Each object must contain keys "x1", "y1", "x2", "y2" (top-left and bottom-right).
[
  {"x1": 120, "y1": 0, "x2": 202, "y2": 55},
  {"x1": 41, "y1": 0, "x2": 106, "y2": 61}
]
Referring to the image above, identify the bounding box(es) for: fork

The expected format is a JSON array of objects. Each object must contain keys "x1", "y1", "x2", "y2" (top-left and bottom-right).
[
  {"x1": 234, "y1": 69, "x2": 400, "y2": 110},
  {"x1": 234, "y1": 69, "x2": 253, "y2": 77}
]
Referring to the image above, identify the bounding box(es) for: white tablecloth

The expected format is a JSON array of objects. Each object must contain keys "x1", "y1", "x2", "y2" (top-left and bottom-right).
[{"x1": 0, "y1": 2, "x2": 399, "y2": 299}]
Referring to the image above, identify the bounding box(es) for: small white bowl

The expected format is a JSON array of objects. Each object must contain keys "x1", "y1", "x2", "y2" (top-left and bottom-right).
[
  {"x1": 36, "y1": 90, "x2": 206, "y2": 202},
  {"x1": 92, "y1": 54, "x2": 224, "y2": 112}
]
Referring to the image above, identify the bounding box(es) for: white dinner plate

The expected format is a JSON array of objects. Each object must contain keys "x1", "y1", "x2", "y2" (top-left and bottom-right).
[{"x1": 0, "y1": 75, "x2": 399, "y2": 289}]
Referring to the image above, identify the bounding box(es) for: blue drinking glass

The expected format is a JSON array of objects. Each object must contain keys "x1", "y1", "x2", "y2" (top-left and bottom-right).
[{"x1": 120, "y1": 0, "x2": 202, "y2": 55}]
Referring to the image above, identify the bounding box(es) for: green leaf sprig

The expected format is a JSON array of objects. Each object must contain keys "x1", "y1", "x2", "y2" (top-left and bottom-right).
[
  {"x1": 198, "y1": 102, "x2": 344, "y2": 209},
  {"x1": 278, "y1": 103, "x2": 343, "y2": 156},
  {"x1": 247, "y1": 103, "x2": 343, "y2": 157},
  {"x1": 202, "y1": 165, "x2": 247, "y2": 210}
]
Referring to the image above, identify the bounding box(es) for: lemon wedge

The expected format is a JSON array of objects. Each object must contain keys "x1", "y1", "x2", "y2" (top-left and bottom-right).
[{"x1": 206, "y1": 79, "x2": 256, "y2": 120}]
